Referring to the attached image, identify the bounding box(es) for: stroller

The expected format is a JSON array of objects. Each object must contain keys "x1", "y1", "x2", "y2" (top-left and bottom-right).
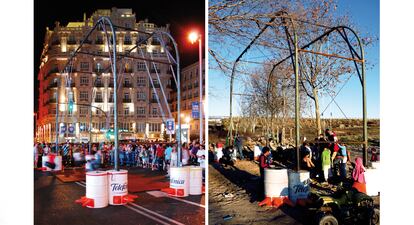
[{"x1": 219, "y1": 146, "x2": 236, "y2": 166}]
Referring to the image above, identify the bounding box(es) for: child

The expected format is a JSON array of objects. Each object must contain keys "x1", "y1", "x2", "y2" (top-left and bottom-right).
[
  {"x1": 321, "y1": 147, "x2": 331, "y2": 182},
  {"x1": 352, "y1": 157, "x2": 366, "y2": 193}
]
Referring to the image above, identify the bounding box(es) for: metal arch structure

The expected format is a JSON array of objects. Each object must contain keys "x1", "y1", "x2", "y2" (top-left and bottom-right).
[
  {"x1": 55, "y1": 19, "x2": 183, "y2": 169},
  {"x1": 225, "y1": 11, "x2": 368, "y2": 168},
  {"x1": 266, "y1": 24, "x2": 367, "y2": 166},
  {"x1": 55, "y1": 17, "x2": 120, "y2": 170}
]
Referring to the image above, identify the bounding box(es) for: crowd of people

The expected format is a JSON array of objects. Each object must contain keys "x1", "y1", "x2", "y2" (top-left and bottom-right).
[
  {"x1": 34, "y1": 140, "x2": 206, "y2": 174},
  {"x1": 208, "y1": 128, "x2": 380, "y2": 194}
]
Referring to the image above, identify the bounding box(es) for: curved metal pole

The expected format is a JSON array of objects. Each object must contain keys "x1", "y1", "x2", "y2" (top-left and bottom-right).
[
  {"x1": 154, "y1": 31, "x2": 181, "y2": 166},
  {"x1": 265, "y1": 24, "x2": 367, "y2": 166},
  {"x1": 97, "y1": 17, "x2": 119, "y2": 171}
]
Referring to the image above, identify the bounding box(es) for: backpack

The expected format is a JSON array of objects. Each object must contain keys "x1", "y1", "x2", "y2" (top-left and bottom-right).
[{"x1": 338, "y1": 145, "x2": 346, "y2": 157}]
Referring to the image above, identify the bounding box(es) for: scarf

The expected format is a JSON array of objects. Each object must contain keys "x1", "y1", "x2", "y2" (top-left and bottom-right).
[{"x1": 352, "y1": 157, "x2": 366, "y2": 184}]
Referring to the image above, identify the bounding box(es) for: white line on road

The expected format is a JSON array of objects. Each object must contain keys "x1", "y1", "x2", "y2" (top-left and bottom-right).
[
  {"x1": 123, "y1": 204, "x2": 172, "y2": 225},
  {"x1": 146, "y1": 191, "x2": 205, "y2": 208},
  {"x1": 74, "y1": 182, "x2": 184, "y2": 225},
  {"x1": 128, "y1": 202, "x2": 185, "y2": 225},
  {"x1": 166, "y1": 196, "x2": 205, "y2": 208}
]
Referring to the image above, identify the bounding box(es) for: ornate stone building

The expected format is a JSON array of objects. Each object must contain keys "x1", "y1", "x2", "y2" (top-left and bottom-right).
[{"x1": 36, "y1": 8, "x2": 174, "y2": 143}]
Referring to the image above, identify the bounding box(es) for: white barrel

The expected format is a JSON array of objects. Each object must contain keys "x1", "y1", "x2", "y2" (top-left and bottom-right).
[
  {"x1": 264, "y1": 168, "x2": 289, "y2": 197},
  {"x1": 365, "y1": 168, "x2": 380, "y2": 196},
  {"x1": 86, "y1": 171, "x2": 108, "y2": 208},
  {"x1": 169, "y1": 167, "x2": 190, "y2": 197},
  {"x1": 288, "y1": 170, "x2": 310, "y2": 203},
  {"x1": 108, "y1": 170, "x2": 128, "y2": 205},
  {"x1": 189, "y1": 166, "x2": 203, "y2": 195},
  {"x1": 85, "y1": 154, "x2": 95, "y2": 161},
  {"x1": 41, "y1": 155, "x2": 62, "y2": 171},
  {"x1": 371, "y1": 162, "x2": 380, "y2": 169},
  {"x1": 42, "y1": 156, "x2": 51, "y2": 171}
]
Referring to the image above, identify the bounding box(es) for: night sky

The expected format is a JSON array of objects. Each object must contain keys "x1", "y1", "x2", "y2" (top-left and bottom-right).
[{"x1": 34, "y1": 0, "x2": 205, "y2": 112}]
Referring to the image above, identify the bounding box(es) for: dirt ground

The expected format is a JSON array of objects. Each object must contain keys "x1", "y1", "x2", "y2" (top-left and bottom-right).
[
  {"x1": 208, "y1": 159, "x2": 379, "y2": 225},
  {"x1": 209, "y1": 161, "x2": 305, "y2": 225}
]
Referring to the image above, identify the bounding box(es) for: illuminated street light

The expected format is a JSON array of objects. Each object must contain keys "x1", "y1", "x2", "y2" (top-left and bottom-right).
[{"x1": 188, "y1": 30, "x2": 203, "y2": 143}]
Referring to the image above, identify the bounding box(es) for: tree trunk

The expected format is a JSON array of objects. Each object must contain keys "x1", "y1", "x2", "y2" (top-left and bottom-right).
[{"x1": 313, "y1": 87, "x2": 322, "y2": 136}]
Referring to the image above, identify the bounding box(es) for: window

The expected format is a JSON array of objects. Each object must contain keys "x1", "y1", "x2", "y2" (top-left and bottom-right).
[
  {"x1": 190, "y1": 71, "x2": 193, "y2": 79},
  {"x1": 124, "y1": 35, "x2": 131, "y2": 44},
  {"x1": 80, "y1": 91, "x2": 88, "y2": 101},
  {"x1": 152, "y1": 78, "x2": 159, "y2": 86},
  {"x1": 124, "y1": 77, "x2": 130, "y2": 85},
  {"x1": 109, "y1": 92, "x2": 114, "y2": 102},
  {"x1": 95, "y1": 92, "x2": 103, "y2": 102},
  {"x1": 110, "y1": 107, "x2": 114, "y2": 115},
  {"x1": 137, "y1": 76, "x2": 146, "y2": 86},
  {"x1": 137, "y1": 107, "x2": 145, "y2": 115},
  {"x1": 137, "y1": 62, "x2": 146, "y2": 71},
  {"x1": 80, "y1": 76, "x2": 89, "y2": 85},
  {"x1": 79, "y1": 122, "x2": 87, "y2": 131},
  {"x1": 151, "y1": 92, "x2": 157, "y2": 101},
  {"x1": 124, "y1": 92, "x2": 130, "y2": 100},
  {"x1": 149, "y1": 123, "x2": 161, "y2": 132},
  {"x1": 152, "y1": 107, "x2": 158, "y2": 116},
  {"x1": 124, "y1": 107, "x2": 129, "y2": 115},
  {"x1": 80, "y1": 106, "x2": 88, "y2": 115},
  {"x1": 80, "y1": 62, "x2": 89, "y2": 71},
  {"x1": 136, "y1": 123, "x2": 145, "y2": 132},
  {"x1": 137, "y1": 91, "x2": 146, "y2": 101}
]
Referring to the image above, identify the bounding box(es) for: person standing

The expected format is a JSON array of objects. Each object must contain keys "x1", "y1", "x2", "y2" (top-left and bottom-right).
[
  {"x1": 352, "y1": 157, "x2": 367, "y2": 193},
  {"x1": 170, "y1": 145, "x2": 178, "y2": 168},
  {"x1": 331, "y1": 142, "x2": 348, "y2": 180},
  {"x1": 34, "y1": 143, "x2": 39, "y2": 168},
  {"x1": 258, "y1": 147, "x2": 271, "y2": 199},
  {"x1": 235, "y1": 135, "x2": 244, "y2": 160},
  {"x1": 321, "y1": 147, "x2": 331, "y2": 182},
  {"x1": 182, "y1": 143, "x2": 190, "y2": 166}
]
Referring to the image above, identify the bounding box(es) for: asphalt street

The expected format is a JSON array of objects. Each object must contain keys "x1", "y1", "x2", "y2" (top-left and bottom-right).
[{"x1": 34, "y1": 170, "x2": 205, "y2": 225}]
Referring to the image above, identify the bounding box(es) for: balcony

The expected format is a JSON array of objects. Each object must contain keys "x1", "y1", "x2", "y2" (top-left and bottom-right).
[
  {"x1": 124, "y1": 68, "x2": 133, "y2": 73},
  {"x1": 48, "y1": 82, "x2": 58, "y2": 89},
  {"x1": 94, "y1": 68, "x2": 104, "y2": 74},
  {"x1": 95, "y1": 98, "x2": 103, "y2": 103},
  {"x1": 83, "y1": 39, "x2": 92, "y2": 44},
  {"x1": 67, "y1": 40, "x2": 77, "y2": 45},
  {"x1": 51, "y1": 40, "x2": 60, "y2": 46},
  {"x1": 94, "y1": 82, "x2": 104, "y2": 88},
  {"x1": 95, "y1": 39, "x2": 104, "y2": 45},
  {"x1": 123, "y1": 98, "x2": 131, "y2": 103},
  {"x1": 150, "y1": 69, "x2": 160, "y2": 74},
  {"x1": 150, "y1": 83, "x2": 160, "y2": 88},
  {"x1": 123, "y1": 83, "x2": 133, "y2": 88}
]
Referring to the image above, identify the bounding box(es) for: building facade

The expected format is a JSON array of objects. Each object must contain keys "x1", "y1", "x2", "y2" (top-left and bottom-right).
[
  {"x1": 171, "y1": 59, "x2": 205, "y2": 141},
  {"x1": 36, "y1": 8, "x2": 175, "y2": 143}
]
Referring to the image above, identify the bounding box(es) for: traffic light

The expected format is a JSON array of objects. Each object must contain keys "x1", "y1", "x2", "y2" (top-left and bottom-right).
[{"x1": 68, "y1": 99, "x2": 74, "y2": 113}]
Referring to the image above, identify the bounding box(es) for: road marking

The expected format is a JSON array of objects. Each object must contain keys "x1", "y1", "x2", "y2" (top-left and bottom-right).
[
  {"x1": 166, "y1": 196, "x2": 205, "y2": 208},
  {"x1": 76, "y1": 182, "x2": 85, "y2": 187},
  {"x1": 123, "y1": 204, "x2": 171, "y2": 225},
  {"x1": 74, "y1": 182, "x2": 184, "y2": 225},
  {"x1": 128, "y1": 202, "x2": 185, "y2": 225},
  {"x1": 146, "y1": 191, "x2": 205, "y2": 208}
]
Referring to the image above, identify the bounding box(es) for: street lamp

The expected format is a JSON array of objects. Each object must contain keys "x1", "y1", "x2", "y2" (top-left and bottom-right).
[{"x1": 188, "y1": 31, "x2": 203, "y2": 144}]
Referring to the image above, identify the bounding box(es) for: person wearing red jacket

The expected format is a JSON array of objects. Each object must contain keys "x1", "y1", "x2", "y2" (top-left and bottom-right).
[{"x1": 258, "y1": 147, "x2": 272, "y2": 199}]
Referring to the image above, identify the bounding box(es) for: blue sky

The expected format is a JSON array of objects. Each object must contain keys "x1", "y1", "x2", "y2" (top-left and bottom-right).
[{"x1": 208, "y1": 0, "x2": 380, "y2": 119}]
